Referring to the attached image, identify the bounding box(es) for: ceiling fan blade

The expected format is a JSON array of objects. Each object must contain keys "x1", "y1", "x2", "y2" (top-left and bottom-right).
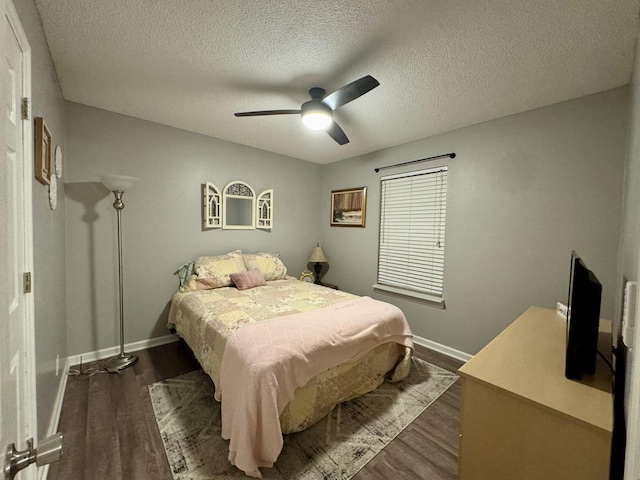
[
  {"x1": 323, "y1": 75, "x2": 380, "y2": 110},
  {"x1": 234, "y1": 109, "x2": 301, "y2": 117},
  {"x1": 326, "y1": 121, "x2": 349, "y2": 145}
]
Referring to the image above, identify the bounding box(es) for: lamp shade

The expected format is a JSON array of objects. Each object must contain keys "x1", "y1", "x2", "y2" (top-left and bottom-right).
[
  {"x1": 308, "y1": 246, "x2": 327, "y2": 263},
  {"x1": 99, "y1": 174, "x2": 138, "y2": 192}
]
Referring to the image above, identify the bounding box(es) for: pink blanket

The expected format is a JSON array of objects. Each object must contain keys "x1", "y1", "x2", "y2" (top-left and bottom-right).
[{"x1": 220, "y1": 296, "x2": 414, "y2": 477}]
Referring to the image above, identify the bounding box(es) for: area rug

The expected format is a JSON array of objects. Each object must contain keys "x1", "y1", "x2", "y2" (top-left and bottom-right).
[{"x1": 148, "y1": 357, "x2": 458, "y2": 480}]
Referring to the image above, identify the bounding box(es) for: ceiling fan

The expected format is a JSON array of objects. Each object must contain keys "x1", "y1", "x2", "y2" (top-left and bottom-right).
[{"x1": 234, "y1": 75, "x2": 380, "y2": 145}]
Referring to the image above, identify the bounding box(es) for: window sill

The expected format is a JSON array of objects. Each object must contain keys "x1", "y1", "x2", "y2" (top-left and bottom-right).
[{"x1": 372, "y1": 284, "x2": 446, "y2": 309}]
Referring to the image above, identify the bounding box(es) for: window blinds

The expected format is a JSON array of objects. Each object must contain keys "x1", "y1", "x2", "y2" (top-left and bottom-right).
[{"x1": 377, "y1": 166, "x2": 448, "y2": 298}]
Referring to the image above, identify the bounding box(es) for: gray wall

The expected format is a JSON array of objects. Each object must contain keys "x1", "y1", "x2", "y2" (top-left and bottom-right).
[
  {"x1": 64, "y1": 88, "x2": 628, "y2": 359},
  {"x1": 320, "y1": 88, "x2": 628, "y2": 355},
  {"x1": 64, "y1": 103, "x2": 323, "y2": 355},
  {"x1": 14, "y1": 0, "x2": 68, "y2": 439}
]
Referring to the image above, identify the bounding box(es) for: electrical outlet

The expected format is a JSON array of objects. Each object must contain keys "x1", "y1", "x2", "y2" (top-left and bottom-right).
[
  {"x1": 556, "y1": 302, "x2": 568, "y2": 318},
  {"x1": 56, "y1": 354, "x2": 60, "y2": 376}
]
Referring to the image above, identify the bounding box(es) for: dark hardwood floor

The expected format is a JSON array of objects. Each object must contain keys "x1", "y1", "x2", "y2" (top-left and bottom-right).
[{"x1": 47, "y1": 343, "x2": 464, "y2": 480}]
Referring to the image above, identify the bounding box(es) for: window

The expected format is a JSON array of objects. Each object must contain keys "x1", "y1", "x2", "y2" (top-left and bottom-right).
[{"x1": 375, "y1": 166, "x2": 448, "y2": 306}]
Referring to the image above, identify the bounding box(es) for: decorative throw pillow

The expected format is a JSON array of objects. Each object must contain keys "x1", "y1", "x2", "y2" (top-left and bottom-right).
[
  {"x1": 230, "y1": 268, "x2": 267, "y2": 290},
  {"x1": 182, "y1": 250, "x2": 247, "y2": 290},
  {"x1": 243, "y1": 252, "x2": 288, "y2": 281}
]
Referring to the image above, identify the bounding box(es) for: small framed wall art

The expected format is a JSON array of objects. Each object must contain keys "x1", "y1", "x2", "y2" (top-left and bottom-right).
[
  {"x1": 34, "y1": 117, "x2": 52, "y2": 185},
  {"x1": 330, "y1": 186, "x2": 366, "y2": 227}
]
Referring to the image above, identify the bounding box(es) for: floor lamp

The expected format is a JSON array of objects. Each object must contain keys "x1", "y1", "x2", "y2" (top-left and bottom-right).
[{"x1": 99, "y1": 174, "x2": 138, "y2": 371}]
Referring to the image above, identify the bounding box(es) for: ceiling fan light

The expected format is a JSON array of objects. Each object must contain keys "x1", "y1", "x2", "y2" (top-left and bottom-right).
[
  {"x1": 302, "y1": 112, "x2": 332, "y2": 130},
  {"x1": 301, "y1": 100, "x2": 332, "y2": 131}
]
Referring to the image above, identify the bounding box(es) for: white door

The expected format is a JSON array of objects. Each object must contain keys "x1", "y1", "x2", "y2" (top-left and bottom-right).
[
  {"x1": 625, "y1": 247, "x2": 640, "y2": 479},
  {"x1": 0, "y1": 0, "x2": 37, "y2": 479}
]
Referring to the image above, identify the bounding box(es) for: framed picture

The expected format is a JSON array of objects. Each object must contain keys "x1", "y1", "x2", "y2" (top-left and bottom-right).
[
  {"x1": 331, "y1": 187, "x2": 366, "y2": 227},
  {"x1": 34, "y1": 117, "x2": 52, "y2": 185}
]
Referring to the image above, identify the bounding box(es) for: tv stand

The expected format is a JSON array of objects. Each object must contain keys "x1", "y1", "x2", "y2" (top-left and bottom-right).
[{"x1": 457, "y1": 306, "x2": 613, "y2": 480}]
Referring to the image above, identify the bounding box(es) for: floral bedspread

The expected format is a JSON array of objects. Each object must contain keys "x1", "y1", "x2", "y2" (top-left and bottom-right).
[{"x1": 168, "y1": 279, "x2": 359, "y2": 401}]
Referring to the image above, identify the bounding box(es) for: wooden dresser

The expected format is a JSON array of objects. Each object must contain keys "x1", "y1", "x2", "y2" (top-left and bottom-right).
[{"x1": 457, "y1": 306, "x2": 613, "y2": 480}]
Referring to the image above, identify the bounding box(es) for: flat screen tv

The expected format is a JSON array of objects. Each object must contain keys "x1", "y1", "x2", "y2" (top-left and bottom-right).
[{"x1": 565, "y1": 251, "x2": 602, "y2": 380}]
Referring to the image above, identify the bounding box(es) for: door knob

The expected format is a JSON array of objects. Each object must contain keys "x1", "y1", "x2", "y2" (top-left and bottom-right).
[{"x1": 4, "y1": 433, "x2": 63, "y2": 480}]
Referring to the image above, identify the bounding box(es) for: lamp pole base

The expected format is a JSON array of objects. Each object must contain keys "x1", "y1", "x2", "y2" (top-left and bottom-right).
[
  {"x1": 314, "y1": 262, "x2": 322, "y2": 284},
  {"x1": 104, "y1": 352, "x2": 138, "y2": 371}
]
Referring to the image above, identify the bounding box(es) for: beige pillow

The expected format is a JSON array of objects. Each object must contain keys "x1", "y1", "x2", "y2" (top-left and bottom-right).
[
  {"x1": 242, "y1": 252, "x2": 288, "y2": 281},
  {"x1": 182, "y1": 250, "x2": 247, "y2": 290},
  {"x1": 230, "y1": 268, "x2": 267, "y2": 290}
]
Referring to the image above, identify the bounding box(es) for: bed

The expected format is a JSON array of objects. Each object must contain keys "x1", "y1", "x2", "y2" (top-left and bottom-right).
[{"x1": 168, "y1": 250, "x2": 414, "y2": 478}]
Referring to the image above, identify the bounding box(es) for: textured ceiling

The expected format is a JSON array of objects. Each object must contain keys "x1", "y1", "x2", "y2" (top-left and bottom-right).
[{"x1": 35, "y1": 0, "x2": 640, "y2": 164}]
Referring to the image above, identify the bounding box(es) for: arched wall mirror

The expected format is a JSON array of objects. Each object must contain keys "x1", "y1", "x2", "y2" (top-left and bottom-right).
[
  {"x1": 203, "y1": 181, "x2": 274, "y2": 230},
  {"x1": 223, "y1": 181, "x2": 255, "y2": 230}
]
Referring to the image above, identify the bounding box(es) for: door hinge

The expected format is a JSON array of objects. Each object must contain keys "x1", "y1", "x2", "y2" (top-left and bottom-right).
[
  {"x1": 21, "y1": 97, "x2": 29, "y2": 120},
  {"x1": 23, "y1": 272, "x2": 31, "y2": 293}
]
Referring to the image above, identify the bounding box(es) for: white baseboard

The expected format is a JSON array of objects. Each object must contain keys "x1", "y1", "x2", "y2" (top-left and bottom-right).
[
  {"x1": 412, "y1": 333, "x2": 472, "y2": 363},
  {"x1": 67, "y1": 334, "x2": 179, "y2": 367}
]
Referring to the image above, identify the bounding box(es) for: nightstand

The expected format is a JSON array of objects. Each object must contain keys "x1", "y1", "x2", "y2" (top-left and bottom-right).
[{"x1": 320, "y1": 282, "x2": 338, "y2": 290}]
